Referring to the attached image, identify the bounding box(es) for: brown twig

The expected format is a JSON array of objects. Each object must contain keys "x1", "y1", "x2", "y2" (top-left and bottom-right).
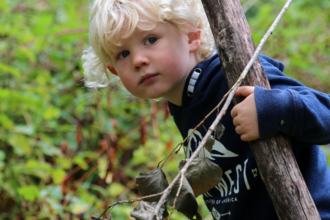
[
  {"x1": 93, "y1": 191, "x2": 165, "y2": 220},
  {"x1": 91, "y1": 216, "x2": 108, "y2": 220},
  {"x1": 158, "y1": 143, "x2": 182, "y2": 168},
  {"x1": 74, "y1": 162, "x2": 99, "y2": 188},
  {"x1": 167, "y1": 172, "x2": 185, "y2": 220},
  {"x1": 107, "y1": 191, "x2": 164, "y2": 208}
]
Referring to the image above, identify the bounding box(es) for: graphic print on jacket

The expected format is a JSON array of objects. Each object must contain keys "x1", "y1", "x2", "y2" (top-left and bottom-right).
[{"x1": 185, "y1": 129, "x2": 259, "y2": 220}]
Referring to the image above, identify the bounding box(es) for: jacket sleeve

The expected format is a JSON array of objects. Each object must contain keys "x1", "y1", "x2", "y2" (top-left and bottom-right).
[{"x1": 255, "y1": 55, "x2": 330, "y2": 145}]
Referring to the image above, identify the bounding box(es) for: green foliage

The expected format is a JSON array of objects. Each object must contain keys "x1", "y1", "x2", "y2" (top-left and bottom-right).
[
  {"x1": 0, "y1": 0, "x2": 329, "y2": 219},
  {"x1": 247, "y1": 0, "x2": 330, "y2": 92},
  {"x1": 0, "y1": 0, "x2": 183, "y2": 219}
]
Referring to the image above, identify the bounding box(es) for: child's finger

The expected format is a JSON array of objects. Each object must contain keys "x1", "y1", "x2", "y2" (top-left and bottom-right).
[
  {"x1": 235, "y1": 125, "x2": 243, "y2": 134},
  {"x1": 231, "y1": 106, "x2": 238, "y2": 118},
  {"x1": 235, "y1": 86, "x2": 255, "y2": 97},
  {"x1": 240, "y1": 133, "x2": 250, "y2": 142},
  {"x1": 232, "y1": 115, "x2": 240, "y2": 126}
]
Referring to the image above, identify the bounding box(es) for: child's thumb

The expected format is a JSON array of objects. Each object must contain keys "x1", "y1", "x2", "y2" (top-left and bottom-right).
[{"x1": 235, "y1": 86, "x2": 255, "y2": 97}]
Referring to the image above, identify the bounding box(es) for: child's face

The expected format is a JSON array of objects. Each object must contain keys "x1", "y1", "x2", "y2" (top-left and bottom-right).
[{"x1": 108, "y1": 21, "x2": 200, "y2": 106}]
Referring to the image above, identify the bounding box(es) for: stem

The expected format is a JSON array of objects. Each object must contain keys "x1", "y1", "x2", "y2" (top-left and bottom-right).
[{"x1": 167, "y1": 172, "x2": 185, "y2": 219}]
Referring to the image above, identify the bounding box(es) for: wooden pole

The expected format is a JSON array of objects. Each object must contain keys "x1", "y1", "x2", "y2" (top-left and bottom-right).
[{"x1": 200, "y1": 0, "x2": 321, "y2": 219}]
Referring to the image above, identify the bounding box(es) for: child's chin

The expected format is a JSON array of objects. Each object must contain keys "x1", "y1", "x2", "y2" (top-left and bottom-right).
[
  {"x1": 140, "y1": 94, "x2": 163, "y2": 100},
  {"x1": 145, "y1": 96, "x2": 162, "y2": 100}
]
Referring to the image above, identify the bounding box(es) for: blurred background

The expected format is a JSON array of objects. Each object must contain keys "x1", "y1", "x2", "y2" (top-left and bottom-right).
[{"x1": 0, "y1": 0, "x2": 329, "y2": 219}]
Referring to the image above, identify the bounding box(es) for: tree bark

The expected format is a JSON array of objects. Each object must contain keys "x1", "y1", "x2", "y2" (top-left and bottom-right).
[{"x1": 200, "y1": 0, "x2": 321, "y2": 219}]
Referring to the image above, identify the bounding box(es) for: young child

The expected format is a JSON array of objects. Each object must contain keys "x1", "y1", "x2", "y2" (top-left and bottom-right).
[{"x1": 82, "y1": 0, "x2": 330, "y2": 219}]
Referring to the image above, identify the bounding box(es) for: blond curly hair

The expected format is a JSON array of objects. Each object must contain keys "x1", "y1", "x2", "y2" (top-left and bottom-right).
[{"x1": 82, "y1": 0, "x2": 215, "y2": 88}]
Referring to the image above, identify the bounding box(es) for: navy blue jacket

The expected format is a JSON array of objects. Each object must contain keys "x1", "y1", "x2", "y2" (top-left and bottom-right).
[{"x1": 168, "y1": 53, "x2": 330, "y2": 220}]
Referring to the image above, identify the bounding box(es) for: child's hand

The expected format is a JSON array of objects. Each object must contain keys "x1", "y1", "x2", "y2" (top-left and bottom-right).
[{"x1": 230, "y1": 86, "x2": 260, "y2": 141}]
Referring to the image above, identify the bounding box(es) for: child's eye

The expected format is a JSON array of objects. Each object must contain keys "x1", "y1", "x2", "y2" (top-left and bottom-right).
[
  {"x1": 145, "y1": 37, "x2": 157, "y2": 45},
  {"x1": 119, "y1": 51, "x2": 130, "y2": 59}
]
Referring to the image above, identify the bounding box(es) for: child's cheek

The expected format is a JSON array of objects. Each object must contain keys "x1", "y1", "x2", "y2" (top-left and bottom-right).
[{"x1": 121, "y1": 75, "x2": 137, "y2": 94}]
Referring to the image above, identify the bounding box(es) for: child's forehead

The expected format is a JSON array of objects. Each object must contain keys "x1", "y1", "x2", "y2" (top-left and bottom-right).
[
  {"x1": 112, "y1": 27, "x2": 147, "y2": 46},
  {"x1": 101, "y1": 0, "x2": 182, "y2": 46},
  {"x1": 112, "y1": 20, "x2": 180, "y2": 43},
  {"x1": 109, "y1": 19, "x2": 157, "y2": 43},
  {"x1": 108, "y1": 21, "x2": 179, "y2": 55}
]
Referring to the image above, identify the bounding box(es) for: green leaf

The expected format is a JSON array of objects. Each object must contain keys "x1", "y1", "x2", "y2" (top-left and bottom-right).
[
  {"x1": 41, "y1": 186, "x2": 62, "y2": 201},
  {"x1": 0, "y1": 114, "x2": 14, "y2": 129},
  {"x1": 89, "y1": 184, "x2": 109, "y2": 199},
  {"x1": 0, "y1": 150, "x2": 5, "y2": 169},
  {"x1": 14, "y1": 46, "x2": 37, "y2": 63},
  {"x1": 97, "y1": 157, "x2": 108, "y2": 180},
  {"x1": 8, "y1": 134, "x2": 31, "y2": 156},
  {"x1": 13, "y1": 125, "x2": 35, "y2": 135},
  {"x1": 18, "y1": 185, "x2": 40, "y2": 201},
  {"x1": 0, "y1": 1, "x2": 8, "y2": 10},
  {"x1": 43, "y1": 107, "x2": 61, "y2": 120},
  {"x1": 36, "y1": 141, "x2": 62, "y2": 156},
  {"x1": 71, "y1": 203, "x2": 88, "y2": 215},
  {"x1": 73, "y1": 157, "x2": 88, "y2": 170},
  {"x1": 56, "y1": 157, "x2": 72, "y2": 169},
  {"x1": 0, "y1": 150, "x2": 5, "y2": 161},
  {"x1": 16, "y1": 159, "x2": 53, "y2": 180},
  {"x1": 52, "y1": 168, "x2": 66, "y2": 184},
  {"x1": 108, "y1": 182, "x2": 125, "y2": 198},
  {"x1": 0, "y1": 62, "x2": 21, "y2": 77}
]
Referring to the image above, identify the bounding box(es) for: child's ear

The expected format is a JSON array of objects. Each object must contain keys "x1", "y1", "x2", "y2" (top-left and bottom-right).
[
  {"x1": 107, "y1": 66, "x2": 118, "y2": 76},
  {"x1": 187, "y1": 26, "x2": 201, "y2": 52}
]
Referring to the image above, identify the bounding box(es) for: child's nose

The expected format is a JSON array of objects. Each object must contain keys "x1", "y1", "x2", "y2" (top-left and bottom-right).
[{"x1": 132, "y1": 51, "x2": 149, "y2": 71}]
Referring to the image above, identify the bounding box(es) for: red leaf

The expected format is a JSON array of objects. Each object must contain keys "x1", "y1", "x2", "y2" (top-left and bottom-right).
[
  {"x1": 110, "y1": 117, "x2": 118, "y2": 130},
  {"x1": 76, "y1": 133, "x2": 82, "y2": 143},
  {"x1": 140, "y1": 116, "x2": 147, "y2": 145},
  {"x1": 61, "y1": 141, "x2": 67, "y2": 154},
  {"x1": 163, "y1": 100, "x2": 170, "y2": 122},
  {"x1": 99, "y1": 139, "x2": 109, "y2": 151},
  {"x1": 61, "y1": 174, "x2": 73, "y2": 196},
  {"x1": 76, "y1": 124, "x2": 82, "y2": 143},
  {"x1": 151, "y1": 102, "x2": 159, "y2": 140},
  {"x1": 107, "y1": 96, "x2": 112, "y2": 109},
  {"x1": 166, "y1": 141, "x2": 173, "y2": 153},
  {"x1": 108, "y1": 147, "x2": 116, "y2": 162}
]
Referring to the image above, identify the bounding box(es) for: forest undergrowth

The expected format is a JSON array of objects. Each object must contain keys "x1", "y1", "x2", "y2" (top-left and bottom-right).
[{"x1": 0, "y1": 0, "x2": 329, "y2": 219}]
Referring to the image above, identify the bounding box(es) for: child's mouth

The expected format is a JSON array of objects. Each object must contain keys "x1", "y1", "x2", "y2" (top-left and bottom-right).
[{"x1": 139, "y1": 73, "x2": 159, "y2": 85}]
